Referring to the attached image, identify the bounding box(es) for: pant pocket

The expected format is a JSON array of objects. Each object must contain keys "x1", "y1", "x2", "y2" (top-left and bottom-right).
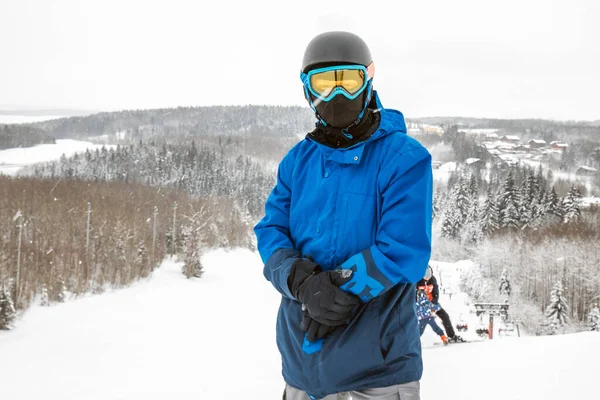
[
  {"x1": 350, "y1": 381, "x2": 420, "y2": 399},
  {"x1": 397, "y1": 381, "x2": 420, "y2": 400}
]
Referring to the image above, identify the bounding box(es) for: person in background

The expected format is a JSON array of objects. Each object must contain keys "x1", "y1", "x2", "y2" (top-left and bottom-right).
[
  {"x1": 416, "y1": 289, "x2": 448, "y2": 345},
  {"x1": 417, "y1": 265, "x2": 463, "y2": 342}
]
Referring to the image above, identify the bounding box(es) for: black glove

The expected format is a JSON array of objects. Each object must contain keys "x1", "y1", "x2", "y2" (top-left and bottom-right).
[
  {"x1": 300, "y1": 305, "x2": 336, "y2": 342},
  {"x1": 288, "y1": 259, "x2": 360, "y2": 327}
]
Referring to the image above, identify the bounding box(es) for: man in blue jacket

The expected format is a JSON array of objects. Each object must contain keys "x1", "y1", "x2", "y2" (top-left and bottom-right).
[{"x1": 254, "y1": 31, "x2": 433, "y2": 400}]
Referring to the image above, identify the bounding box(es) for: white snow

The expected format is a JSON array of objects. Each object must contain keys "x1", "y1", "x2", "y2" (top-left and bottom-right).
[
  {"x1": 0, "y1": 115, "x2": 64, "y2": 124},
  {"x1": 0, "y1": 139, "x2": 116, "y2": 176},
  {"x1": 433, "y1": 161, "x2": 457, "y2": 185},
  {"x1": 465, "y1": 157, "x2": 481, "y2": 165},
  {"x1": 0, "y1": 250, "x2": 597, "y2": 399},
  {"x1": 0, "y1": 249, "x2": 283, "y2": 400},
  {"x1": 581, "y1": 196, "x2": 600, "y2": 208}
]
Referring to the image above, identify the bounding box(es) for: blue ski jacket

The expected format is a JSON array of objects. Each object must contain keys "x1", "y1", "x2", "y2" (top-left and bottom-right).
[{"x1": 254, "y1": 92, "x2": 433, "y2": 399}]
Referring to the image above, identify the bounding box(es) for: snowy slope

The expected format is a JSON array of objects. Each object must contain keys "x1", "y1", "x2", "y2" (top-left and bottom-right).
[
  {"x1": 420, "y1": 260, "x2": 486, "y2": 346},
  {"x1": 0, "y1": 249, "x2": 283, "y2": 400},
  {"x1": 1, "y1": 250, "x2": 597, "y2": 400},
  {"x1": 0, "y1": 139, "x2": 115, "y2": 176}
]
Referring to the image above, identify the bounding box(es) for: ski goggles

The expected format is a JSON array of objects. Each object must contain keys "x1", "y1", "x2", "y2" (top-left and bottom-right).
[{"x1": 301, "y1": 63, "x2": 374, "y2": 102}]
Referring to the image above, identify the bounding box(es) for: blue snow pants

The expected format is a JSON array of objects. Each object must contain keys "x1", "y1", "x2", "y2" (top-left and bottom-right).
[{"x1": 419, "y1": 318, "x2": 444, "y2": 336}]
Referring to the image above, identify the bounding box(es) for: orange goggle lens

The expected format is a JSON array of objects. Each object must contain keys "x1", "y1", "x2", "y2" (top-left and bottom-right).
[{"x1": 309, "y1": 68, "x2": 366, "y2": 97}]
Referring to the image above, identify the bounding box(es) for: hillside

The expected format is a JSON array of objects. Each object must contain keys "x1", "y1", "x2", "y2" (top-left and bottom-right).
[
  {"x1": 0, "y1": 123, "x2": 55, "y2": 150},
  {"x1": 1, "y1": 250, "x2": 597, "y2": 399},
  {"x1": 31, "y1": 105, "x2": 316, "y2": 140}
]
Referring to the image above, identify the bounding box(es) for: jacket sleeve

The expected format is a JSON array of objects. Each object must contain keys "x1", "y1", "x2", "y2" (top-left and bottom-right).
[
  {"x1": 430, "y1": 276, "x2": 440, "y2": 304},
  {"x1": 253, "y1": 147, "x2": 300, "y2": 300},
  {"x1": 340, "y1": 147, "x2": 433, "y2": 302}
]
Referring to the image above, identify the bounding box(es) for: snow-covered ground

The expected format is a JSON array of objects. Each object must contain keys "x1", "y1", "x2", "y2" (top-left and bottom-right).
[
  {"x1": 0, "y1": 115, "x2": 64, "y2": 124},
  {"x1": 1, "y1": 250, "x2": 597, "y2": 399},
  {"x1": 433, "y1": 161, "x2": 457, "y2": 186},
  {"x1": 0, "y1": 140, "x2": 115, "y2": 176},
  {"x1": 582, "y1": 196, "x2": 600, "y2": 208}
]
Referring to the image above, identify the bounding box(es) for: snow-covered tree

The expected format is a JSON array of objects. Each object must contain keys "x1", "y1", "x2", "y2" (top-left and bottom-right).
[
  {"x1": 480, "y1": 186, "x2": 500, "y2": 236},
  {"x1": 136, "y1": 241, "x2": 148, "y2": 272},
  {"x1": 503, "y1": 201, "x2": 520, "y2": 230},
  {"x1": 462, "y1": 199, "x2": 483, "y2": 245},
  {"x1": 534, "y1": 189, "x2": 548, "y2": 222},
  {"x1": 518, "y1": 172, "x2": 535, "y2": 228},
  {"x1": 56, "y1": 276, "x2": 67, "y2": 303},
  {"x1": 432, "y1": 188, "x2": 441, "y2": 220},
  {"x1": 40, "y1": 284, "x2": 50, "y2": 306},
  {"x1": 588, "y1": 305, "x2": 600, "y2": 332},
  {"x1": 497, "y1": 173, "x2": 520, "y2": 229},
  {"x1": 182, "y1": 232, "x2": 204, "y2": 279},
  {"x1": 454, "y1": 175, "x2": 471, "y2": 224},
  {"x1": 0, "y1": 289, "x2": 17, "y2": 330},
  {"x1": 441, "y1": 181, "x2": 461, "y2": 239},
  {"x1": 441, "y1": 208, "x2": 460, "y2": 239},
  {"x1": 499, "y1": 268, "x2": 512, "y2": 296},
  {"x1": 468, "y1": 173, "x2": 478, "y2": 198},
  {"x1": 546, "y1": 187, "x2": 563, "y2": 223},
  {"x1": 460, "y1": 264, "x2": 490, "y2": 302},
  {"x1": 181, "y1": 208, "x2": 207, "y2": 279},
  {"x1": 563, "y1": 185, "x2": 582, "y2": 223},
  {"x1": 546, "y1": 280, "x2": 569, "y2": 334}
]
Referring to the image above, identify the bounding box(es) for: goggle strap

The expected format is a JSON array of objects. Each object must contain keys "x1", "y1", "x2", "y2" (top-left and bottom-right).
[
  {"x1": 347, "y1": 81, "x2": 373, "y2": 129},
  {"x1": 304, "y1": 85, "x2": 327, "y2": 126}
]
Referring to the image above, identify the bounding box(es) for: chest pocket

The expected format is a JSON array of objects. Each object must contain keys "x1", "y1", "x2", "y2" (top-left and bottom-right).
[{"x1": 337, "y1": 192, "x2": 378, "y2": 255}]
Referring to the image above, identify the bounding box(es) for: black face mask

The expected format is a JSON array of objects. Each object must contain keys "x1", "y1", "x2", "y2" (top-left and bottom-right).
[{"x1": 311, "y1": 92, "x2": 366, "y2": 129}]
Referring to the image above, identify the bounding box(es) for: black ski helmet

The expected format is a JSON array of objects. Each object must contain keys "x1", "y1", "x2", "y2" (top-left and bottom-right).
[
  {"x1": 301, "y1": 31, "x2": 373, "y2": 73},
  {"x1": 301, "y1": 31, "x2": 375, "y2": 128}
]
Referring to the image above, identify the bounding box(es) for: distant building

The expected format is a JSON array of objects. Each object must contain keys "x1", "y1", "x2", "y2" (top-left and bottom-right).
[
  {"x1": 576, "y1": 166, "x2": 597, "y2": 176},
  {"x1": 497, "y1": 143, "x2": 517, "y2": 153},
  {"x1": 498, "y1": 155, "x2": 519, "y2": 166},
  {"x1": 423, "y1": 125, "x2": 444, "y2": 135},
  {"x1": 551, "y1": 141, "x2": 569, "y2": 151},
  {"x1": 528, "y1": 139, "x2": 547, "y2": 149},
  {"x1": 501, "y1": 135, "x2": 521, "y2": 143},
  {"x1": 465, "y1": 158, "x2": 482, "y2": 165}
]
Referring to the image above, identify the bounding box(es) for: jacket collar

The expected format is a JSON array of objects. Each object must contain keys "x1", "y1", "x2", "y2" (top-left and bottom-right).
[{"x1": 307, "y1": 91, "x2": 407, "y2": 165}]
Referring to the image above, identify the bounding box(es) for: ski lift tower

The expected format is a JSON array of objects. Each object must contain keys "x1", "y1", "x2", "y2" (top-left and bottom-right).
[{"x1": 473, "y1": 303, "x2": 509, "y2": 339}]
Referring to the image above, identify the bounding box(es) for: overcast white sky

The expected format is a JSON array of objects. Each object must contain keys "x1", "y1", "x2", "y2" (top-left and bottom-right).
[{"x1": 0, "y1": 0, "x2": 598, "y2": 120}]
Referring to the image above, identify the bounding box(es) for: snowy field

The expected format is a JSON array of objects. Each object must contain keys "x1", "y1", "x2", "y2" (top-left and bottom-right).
[
  {"x1": 0, "y1": 249, "x2": 597, "y2": 400},
  {"x1": 0, "y1": 115, "x2": 63, "y2": 124},
  {"x1": 0, "y1": 140, "x2": 115, "y2": 176}
]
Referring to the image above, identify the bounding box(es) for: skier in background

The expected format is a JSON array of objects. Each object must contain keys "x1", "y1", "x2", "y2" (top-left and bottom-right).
[
  {"x1": 255, "y1": 31, "x2": 433, "y2": 400},
  {"x1": 417, "y1": 265, "x2": 464, "y2": 342},
  {"x1": 416, "y1": 289, "x2": 448, "y2": 345}
]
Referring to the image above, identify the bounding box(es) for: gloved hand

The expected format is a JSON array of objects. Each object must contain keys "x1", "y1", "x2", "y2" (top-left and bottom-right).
[
  {"x1": 300, "y1": 305, "x2": 336, "y2": 342},
  {"x1": 288, "y1": 258, "x2": 360, "y2": 327}
]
